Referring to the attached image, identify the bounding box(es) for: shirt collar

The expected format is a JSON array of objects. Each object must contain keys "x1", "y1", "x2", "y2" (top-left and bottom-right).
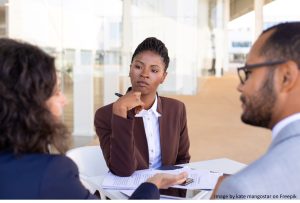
[
  {"x1": 272, "y1": 113, "x2": 300, "y2": 140},
  {"x1": 135, "y1": 95, "x2": 161, "y2": 117}
]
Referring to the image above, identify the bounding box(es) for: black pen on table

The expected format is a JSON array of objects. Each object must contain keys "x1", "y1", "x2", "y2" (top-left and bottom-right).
[{"x1": 115, "y1": 92, "x2": 123, "y2": 97}]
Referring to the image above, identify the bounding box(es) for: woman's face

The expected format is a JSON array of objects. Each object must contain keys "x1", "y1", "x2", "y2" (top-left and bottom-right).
[
  {"x1": 129, "y1": 50, "x2": 167, "y2": 96},
  {"x1": 46, "y1": 80, "x2": 67, "y2": 118}
]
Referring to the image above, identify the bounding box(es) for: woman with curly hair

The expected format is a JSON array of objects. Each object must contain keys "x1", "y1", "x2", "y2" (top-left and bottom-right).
[{"x1": 0, "y1": 38, "x2": 187, "y2": 199}]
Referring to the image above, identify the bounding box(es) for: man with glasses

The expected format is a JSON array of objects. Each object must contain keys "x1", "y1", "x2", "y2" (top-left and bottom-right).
[{"x1": 214, "y1": 22, "x2": 300, "y2": 199}]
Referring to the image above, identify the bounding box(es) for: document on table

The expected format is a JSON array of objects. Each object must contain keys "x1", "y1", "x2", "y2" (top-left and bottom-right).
[
  {"x1": 101, "y1": 167, "x2": 222, "y2": 190},
  {"x1": 101, "y1": 169, "x2": 156, "y2": 190}
]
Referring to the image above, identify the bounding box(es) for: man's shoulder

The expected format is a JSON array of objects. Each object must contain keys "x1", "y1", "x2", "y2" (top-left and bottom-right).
[
  {"x1": 218, "y1": 145, "x2": 300, "y2": 198},
  {"x1": 216, "y1": 166, "x2": 262, "y2": 199},
  {"x1": 272, "y1": 119, "x2": 300, "y2": 147}
]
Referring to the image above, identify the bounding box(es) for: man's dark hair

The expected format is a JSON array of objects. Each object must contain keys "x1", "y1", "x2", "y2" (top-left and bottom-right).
[
  {"x1": 260, "y1": 22, "x2": 300, "y2": 68},
  {"x1": 0, "y1": 38, "x2": 69, "y2": 154},
  {"x1": 131, "y1": 37, "x2": 170, "y2": 71}
]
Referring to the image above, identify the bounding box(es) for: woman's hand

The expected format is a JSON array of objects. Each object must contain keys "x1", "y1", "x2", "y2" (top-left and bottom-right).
[
  {"x1": 113, "y1": 91, "x2": 144, "y2": 118},
  {"x1": 146, "y1": 172, "x2": 188, "y2": 189}
]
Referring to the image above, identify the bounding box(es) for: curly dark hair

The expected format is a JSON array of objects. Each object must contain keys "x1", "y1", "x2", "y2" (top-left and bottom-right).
[
  {"x1": 131, "y1": 37, "x2": 170, "y2": 71},
  {"x1": 0, "y1": 38, "x2": 70, "y2": 154}
]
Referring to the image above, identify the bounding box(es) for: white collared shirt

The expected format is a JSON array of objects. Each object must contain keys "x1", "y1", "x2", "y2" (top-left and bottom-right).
[
  {"x1": 272, "y1": 113, "x2": 300, "y2": 140},
  {"x1": 135, "y1": 95, "x2": 162, "y2": 168}
]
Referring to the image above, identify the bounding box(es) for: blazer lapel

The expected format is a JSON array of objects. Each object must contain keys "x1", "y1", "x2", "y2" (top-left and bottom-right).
[{"x1": 157, "y1": 95, "x2": 166, "y2": 164}]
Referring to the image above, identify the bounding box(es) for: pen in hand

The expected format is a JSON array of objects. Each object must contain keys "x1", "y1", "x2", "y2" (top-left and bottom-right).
[
  {"x1": 179, "y1": 178, "x2": 194, "y2": 186},
  {"x1": 114, "y1": 92, "x2": 143, "y2": 115},
  {"x1": 115, "y1": 93, "x2": 123, "y2": 97}
]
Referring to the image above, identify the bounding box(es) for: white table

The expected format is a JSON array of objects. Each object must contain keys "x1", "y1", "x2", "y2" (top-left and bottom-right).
[{"x1": 88, "y1": 158, "x2": 246, "y2": 200}]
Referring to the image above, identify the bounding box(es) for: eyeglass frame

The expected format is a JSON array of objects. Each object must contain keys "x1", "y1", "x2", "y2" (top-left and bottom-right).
[{"x1": 237, "y1": 60, "x2": 286, "y2": 84}]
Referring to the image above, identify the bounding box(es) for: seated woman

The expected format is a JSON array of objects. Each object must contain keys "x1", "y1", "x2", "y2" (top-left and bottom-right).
[
  {"x1": 94, "y1": 37, "x2": 191, "y2": 177},
  {"x1": 0, "y1": 38, "x2": 187, "y2": 199}
]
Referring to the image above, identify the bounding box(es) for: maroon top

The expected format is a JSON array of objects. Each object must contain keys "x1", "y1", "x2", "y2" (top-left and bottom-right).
[{"x1": 94, "y1": 96, "x2": 190, "y2": 177}]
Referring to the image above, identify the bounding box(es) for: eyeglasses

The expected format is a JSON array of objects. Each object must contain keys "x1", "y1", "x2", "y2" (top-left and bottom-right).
[{"x1": 237, "y1": 60, "x2": 286, "y2": 84}]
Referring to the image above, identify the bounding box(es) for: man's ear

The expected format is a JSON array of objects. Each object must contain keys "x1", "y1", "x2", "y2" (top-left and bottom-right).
[
  {"x1": 160, "y1": 71, "x2": 168, "y2": 84},
  {"x1": 278, "y1": 60, "x2": 299, "y2": 92}
]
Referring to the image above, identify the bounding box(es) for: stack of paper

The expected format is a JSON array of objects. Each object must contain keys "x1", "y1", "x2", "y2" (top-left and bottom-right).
[{"x1": 101, "y1": 167, "x2": 222, "y2": 190}]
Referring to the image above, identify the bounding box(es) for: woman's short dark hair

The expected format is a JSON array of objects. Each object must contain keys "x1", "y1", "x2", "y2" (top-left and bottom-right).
[
  {"x1": 131, "y1": 37, "x2": 170, "y2": 71},
  {"x1": 0, "y1": 38, "x2": 69, "y2": 154}
]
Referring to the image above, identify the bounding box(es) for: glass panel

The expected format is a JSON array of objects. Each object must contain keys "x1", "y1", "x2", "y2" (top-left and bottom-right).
[
  {"x1": 0, "y1": 4, "x2": 7, "y2": 37},
  {"x1": 130, "y1": 0, "x2": 200, "y2": 94},
  {"x1": 5, "y1": 0, "x2": 211, "y2": 137}
]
